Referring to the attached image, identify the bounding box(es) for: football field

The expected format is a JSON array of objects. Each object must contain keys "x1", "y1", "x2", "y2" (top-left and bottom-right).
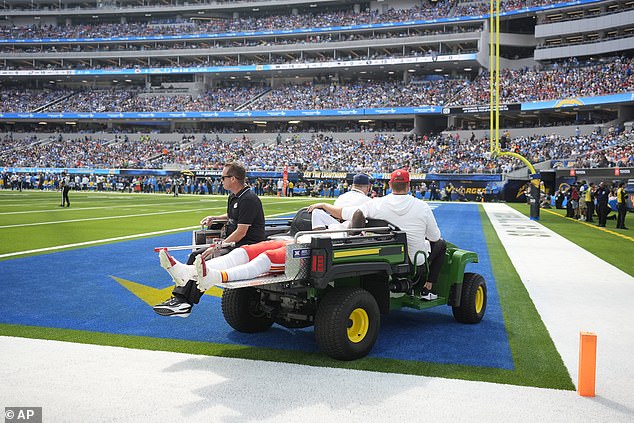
[{"x1": 1, "y1": 190, "x2": 633, "y2": 422}]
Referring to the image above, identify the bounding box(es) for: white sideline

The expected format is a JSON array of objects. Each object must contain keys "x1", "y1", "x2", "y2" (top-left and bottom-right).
[
  {"x1": 0, "y1": 203, "x2": 633, "y2": 422},
  {"x1": 483, "y1": 203, "x2": 634, "y2": 406}
]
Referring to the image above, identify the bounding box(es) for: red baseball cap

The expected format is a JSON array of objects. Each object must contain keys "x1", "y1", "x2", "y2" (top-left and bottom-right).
[{"x1": 390, "y1": 169, "x2": 410, "y2": 183}]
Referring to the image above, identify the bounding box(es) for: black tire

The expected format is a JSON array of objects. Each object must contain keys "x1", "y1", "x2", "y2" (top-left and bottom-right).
[
  {"x1": 314, "y1": 287, "x2": 380, "y2": 361},
  {"x1": 452, "y1": 272, "x2": 487, "y2": 324},
  {"x1": 221, "y1": 287, "x2": 274, "y2": 333}
]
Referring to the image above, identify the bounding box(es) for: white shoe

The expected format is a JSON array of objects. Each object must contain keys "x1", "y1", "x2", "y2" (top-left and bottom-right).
[
  {"x1": 195, "y1": 255, "x2": 222, "y2": 292},
  {"x1": 158, "y1": 249, "x2": 189, "y2": 287}
]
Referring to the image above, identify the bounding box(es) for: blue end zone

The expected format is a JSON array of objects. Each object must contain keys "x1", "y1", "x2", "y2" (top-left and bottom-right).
[{"x1": 0, "y1": 203, "x2": 513, "y2": 369}]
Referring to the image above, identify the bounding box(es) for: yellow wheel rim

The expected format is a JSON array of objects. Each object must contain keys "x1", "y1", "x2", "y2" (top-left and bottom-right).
[
  {"x1": 475, "y1": 286, "x2": 484, "y2": 314},
  {"x1": 348, "y1": 308, "x2": 369, "y2": 343}
]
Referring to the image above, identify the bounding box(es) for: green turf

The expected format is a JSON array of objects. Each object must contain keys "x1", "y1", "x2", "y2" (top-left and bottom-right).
[
  {"x1": 0, "y1": 191, "x2": 319, "y2": 256},
  {"x1": 506, "y1": 203, "x2": 634, "y2": 277},
  {"x1": 477, "y1": 206, "x2": 573, "y2": 389},
  {"x1": 0, "y1": 191, "x2": 574, "y2": 388}
]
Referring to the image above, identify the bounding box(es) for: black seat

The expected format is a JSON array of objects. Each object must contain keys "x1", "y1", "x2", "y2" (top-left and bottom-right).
[
  {"x1": 289, "y1": 207, "x2": 313, "y2": 235},
  {"x1": 268, "y1": 207, "x2": 313, "y2": 239}
]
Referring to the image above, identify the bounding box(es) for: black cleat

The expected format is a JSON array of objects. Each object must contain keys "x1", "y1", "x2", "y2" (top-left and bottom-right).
[{"x1": 153, "y1": 297, "x2": 192, "y2": 318}]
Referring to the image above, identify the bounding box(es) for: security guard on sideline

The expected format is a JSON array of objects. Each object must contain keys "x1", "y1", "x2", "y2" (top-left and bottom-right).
[{"x1": 616, "y1": 182, "x2": 628, "y2": 230}]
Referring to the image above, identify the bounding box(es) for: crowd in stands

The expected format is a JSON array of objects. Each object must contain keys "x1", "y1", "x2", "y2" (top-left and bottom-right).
[
  {"x1": 2, "y1": 2, "x2": 452, "y2": 41},
  {"x1": 0, "y1": 88, "x2": 73, "y2": 113},
  {"x1": 1, "y1": 0, "x2": 579, "y2": 42},
  {"x1": 452, "y1": 0, "x2": 581, "y2": 16},
  {"x1": 2, "y1": 130, "x2": 632, "y2": 174},
  {"x1": 245, "y1": 79, "x2": 462, "y2": 110},
  {"x1": 0, "y1": 24, "x2": 482, "y2": 55},
  {"x1": 1, "y1": 134, "x2": 176, "y2": 169},
  {"x1": 2, "y1": 56, "x2": 631, "y2": 113},
  {"x1": 45, "y1": 84, "x2": 268, "y2": 113},
  {"x1": 450, "y1": 57, "x2": 634, "y2": 105}
]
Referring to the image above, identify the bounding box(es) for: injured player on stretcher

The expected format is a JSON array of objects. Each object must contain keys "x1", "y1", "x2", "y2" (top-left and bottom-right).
[{"x1": 159, "y1": 209, "x2": 366, "y2": 293}]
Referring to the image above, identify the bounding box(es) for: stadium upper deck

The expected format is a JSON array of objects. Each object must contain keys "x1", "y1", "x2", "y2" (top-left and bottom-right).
[{"x1": 0, "y1": 0, "x2": 633, "y2": 135}]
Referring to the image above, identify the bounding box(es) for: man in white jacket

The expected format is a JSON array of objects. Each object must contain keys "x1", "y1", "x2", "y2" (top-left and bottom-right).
[{"x1": 308, "y1": 168, "x2": 445, "y2": 300}]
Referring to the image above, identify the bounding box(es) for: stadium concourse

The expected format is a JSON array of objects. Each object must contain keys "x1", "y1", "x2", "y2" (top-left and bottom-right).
[{"x1": 1, "y1": 203, "x2": 632, "y2": 422}]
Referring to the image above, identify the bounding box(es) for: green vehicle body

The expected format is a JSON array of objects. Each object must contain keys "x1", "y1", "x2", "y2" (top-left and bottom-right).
[{"x1": 220, "y1": 218, "x2": 487, "y2": 361}]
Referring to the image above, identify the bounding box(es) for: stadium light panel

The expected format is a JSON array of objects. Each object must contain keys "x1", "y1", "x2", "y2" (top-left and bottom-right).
[
  {"x1": 288, "y1": 120, "x2": 301, "y2": 124},
  {"x1": 38, "y1": 122, "x2": 47, "y2": 125}
]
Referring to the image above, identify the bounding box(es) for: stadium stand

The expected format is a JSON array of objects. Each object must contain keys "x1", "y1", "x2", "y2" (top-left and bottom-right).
[{"x1": 1, "y1": 0, "x2": 633, "y2": 195}]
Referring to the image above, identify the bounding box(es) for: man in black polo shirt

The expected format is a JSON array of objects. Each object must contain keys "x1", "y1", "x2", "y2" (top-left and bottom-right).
[{"x1": 153, "y1": 162, "x2": 265, "y2": 317}]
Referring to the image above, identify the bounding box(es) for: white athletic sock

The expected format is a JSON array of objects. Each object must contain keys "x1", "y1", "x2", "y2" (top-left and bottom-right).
[
  {"x1": 224, "y1": 254, "x2": 272, "y2": 281},
  {"x1": 205, "y1": 248, "x2": 249, "y2": 269},
  {"x1": 194, "y1": 248, "x2": 253, "y2": 291}
]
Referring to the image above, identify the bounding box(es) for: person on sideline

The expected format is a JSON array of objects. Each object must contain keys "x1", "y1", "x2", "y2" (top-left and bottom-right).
[
  {"x1": 59, "y1": 171, "x2": 71, "y2": 207},
  {"x1": 153, "y1": 162, "x2": 266, "y2": 317},
  {"x1": 595, "y1": 182, "x2": 610, "y2": 227},
  {"x1": 584, "y1": 182, "x2": 596, "y2": 223},
  {"x1": 616, "y1": 182, "x2": 629, "y2": 230}
]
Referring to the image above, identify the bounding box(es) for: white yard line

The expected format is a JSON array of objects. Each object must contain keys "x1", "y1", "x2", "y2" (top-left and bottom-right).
[
  {"x1": 0, "y1": 201, "x2": 216, "y2": 215},
  {"x1": 0, "y1": 226, "x2": 199, "y2": 259},
  {"x1": 0, "y1": 212, "x2": 291, "y2": 258},
  {"x1": 0, "y1": 207, "x2": 221, "y2": 229}
]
